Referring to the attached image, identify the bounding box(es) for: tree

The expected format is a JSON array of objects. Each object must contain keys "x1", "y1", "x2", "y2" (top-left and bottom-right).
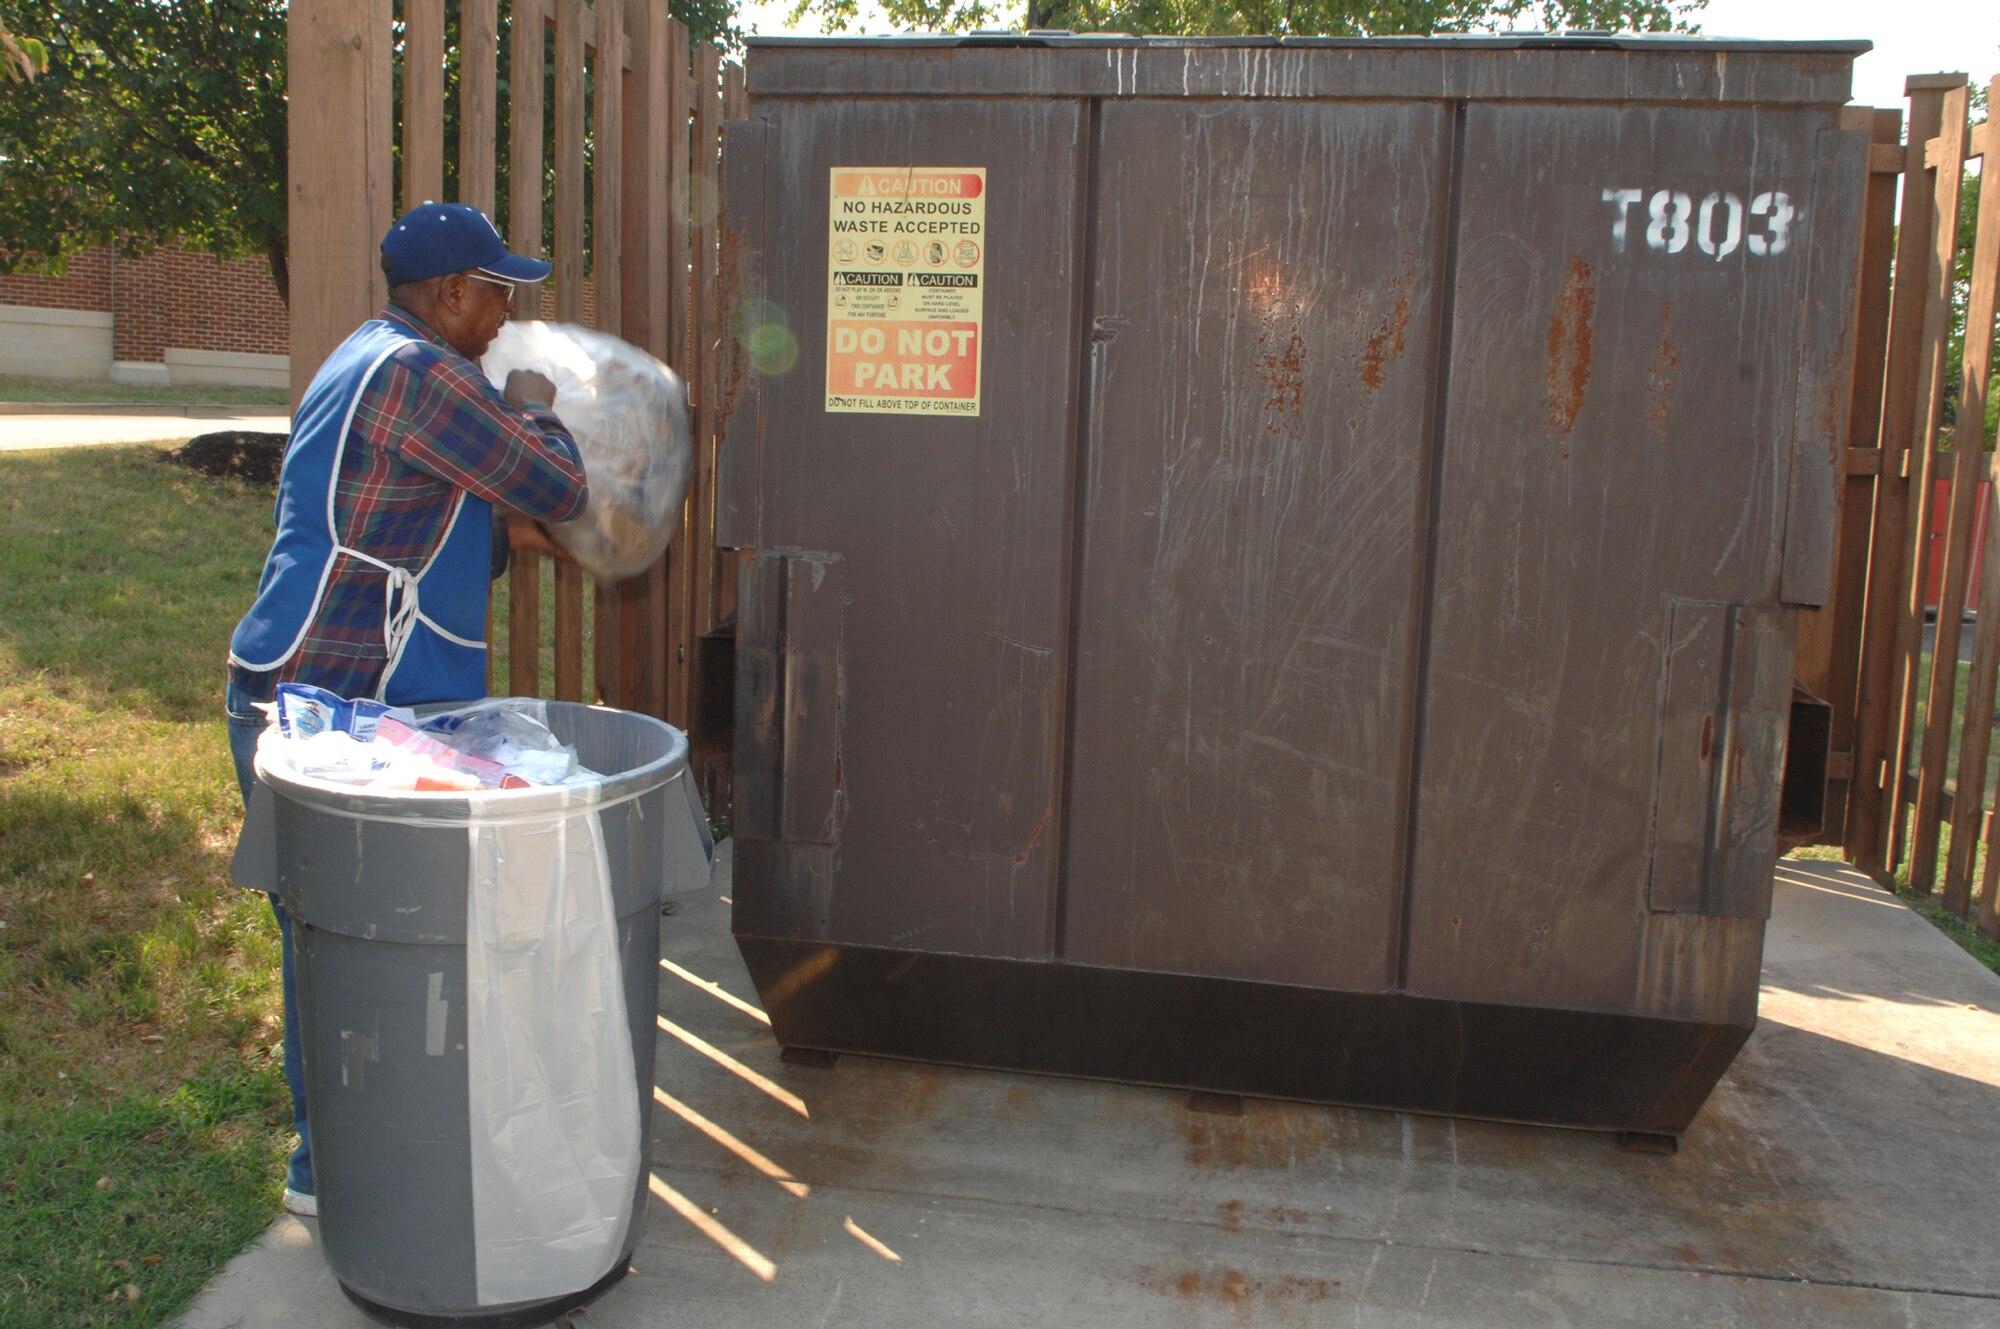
[
  {"x1": 792, "y1": 0, "x2": 1699, "y2": 38},
  {"x1": 0, "y1": 0, "x2": 741, "y2": 307},
  {"x1": 0, "y1": 2, "x2": 290, "y2": 297}
]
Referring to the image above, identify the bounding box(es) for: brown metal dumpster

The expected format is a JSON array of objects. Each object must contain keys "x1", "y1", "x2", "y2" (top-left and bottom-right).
[{"x1": 717, "y1": 33, "x2": 1869, "y2": 1136}]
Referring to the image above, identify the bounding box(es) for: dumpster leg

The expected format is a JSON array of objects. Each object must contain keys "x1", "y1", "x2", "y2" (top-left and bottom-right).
[
  {"x1": 780, "y1": 1046, "x2": 839, "y2": 1068},
  {"x1": 1616, "y1": 1130, "x2": 1680, "y2": 1155}
]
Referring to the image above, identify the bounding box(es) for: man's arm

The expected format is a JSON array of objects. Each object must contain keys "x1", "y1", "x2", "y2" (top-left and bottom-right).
[{"x1": 389, "y1": 349, "x2": 589, "y2": 522}]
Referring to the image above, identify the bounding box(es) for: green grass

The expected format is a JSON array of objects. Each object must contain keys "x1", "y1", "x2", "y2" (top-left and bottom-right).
[
  {"x1": 0, "y1": 374, "x2": 290, "y2": 408},
  {"x1": 0, "y1": 445, "x2": 291, "y2": 1328}
]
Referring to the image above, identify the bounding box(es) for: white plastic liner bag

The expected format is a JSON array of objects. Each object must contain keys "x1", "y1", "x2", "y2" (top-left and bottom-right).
[
  {"x1": 483, "y1": 320, "x2": 692, "y2": 581},
  {"x1": 464, "y1": 793, "x2": 640, "y2": 1305}
]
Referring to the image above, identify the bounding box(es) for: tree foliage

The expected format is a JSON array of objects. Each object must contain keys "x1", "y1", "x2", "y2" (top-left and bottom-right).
[
  {"x1": 791, "y1": 0, "x2": 1701, "y2": 40},
  {"x1": 0, "y1": 0, "x2": 740, "y2": 306},
  {"x1": 0, "y1": 2, "x2": 288, "y2": 294}
]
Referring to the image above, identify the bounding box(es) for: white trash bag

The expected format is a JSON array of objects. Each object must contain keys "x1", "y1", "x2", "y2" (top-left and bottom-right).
[{"x1": 482, "y1": 320, "x2": 691, "y2": 581}]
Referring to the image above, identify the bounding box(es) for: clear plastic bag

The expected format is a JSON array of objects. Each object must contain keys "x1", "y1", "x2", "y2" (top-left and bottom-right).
[{"x1": 482, "y1": 320, "x2": 692, "y2": 581}]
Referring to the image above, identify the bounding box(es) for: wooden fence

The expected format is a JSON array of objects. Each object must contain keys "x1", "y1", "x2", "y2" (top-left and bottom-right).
[
  {"x1": 287, "y1": 0, "x2": 745, "y2": 793},
  {"x1": 1808, "y1": 72, "x2": 1999, "y2": 936}
]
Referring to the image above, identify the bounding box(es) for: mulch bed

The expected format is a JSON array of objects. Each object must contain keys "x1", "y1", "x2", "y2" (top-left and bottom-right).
[{"x1": 160, "y1": 431, "x2": 289, "y2": 486}]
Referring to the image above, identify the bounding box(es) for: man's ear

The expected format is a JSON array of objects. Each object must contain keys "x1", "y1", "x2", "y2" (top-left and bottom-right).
[{"x1": 434, "y1": 272, "x2": 470, "y2": 316}]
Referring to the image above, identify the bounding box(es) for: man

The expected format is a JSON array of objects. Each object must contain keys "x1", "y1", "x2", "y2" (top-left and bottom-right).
[{"x1": 225, "y1": 203, "x2": 588, "y2": 1217}]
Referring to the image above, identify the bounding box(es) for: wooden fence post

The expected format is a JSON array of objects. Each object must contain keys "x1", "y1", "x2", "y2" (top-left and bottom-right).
[
  {"x1": 1942, "y1": 78, "x2": 2000, "y2": 920},
  {"x1": 287, "y1": 0, "x2": 393, "y2": 408},
  {"x1": 1832, "y1": 106, "x2": 1912, "y2": 872},
  {"x1": 1801, "y1": 106, "x2": 1902, "y2": 846},
  {"x1": 1901, "y1": 81, "x2": 1974, "y2": 894},
  {"x1": 402, "y1": 0, "x2": 446, "y2": 210},
  {"x1": 459, "y1": 0, "x2": 499, "y2": 215},
  {"x1": 616, "y1": 0, "x2": 673, "y2": 720},
  {"x1": 1863, "y1": 78, "x2": 1960, "y2": 877}
]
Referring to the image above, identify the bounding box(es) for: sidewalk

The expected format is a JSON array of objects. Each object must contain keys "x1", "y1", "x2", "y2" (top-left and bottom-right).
[
  {"x1": 175, "y1": 851, "x2": 2000, "y2": 1328},
  {"x1": 0, "y1": 408, "x2": 289, "y2": 451}
]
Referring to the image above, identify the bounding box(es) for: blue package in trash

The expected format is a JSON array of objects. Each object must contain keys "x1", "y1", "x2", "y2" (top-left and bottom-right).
[
  {"x1": 274, "y1": 683, "x2": 344, "y2": 738},
  {"x1": 274, "y1": 683, "x2": 400, "y2": 740}
]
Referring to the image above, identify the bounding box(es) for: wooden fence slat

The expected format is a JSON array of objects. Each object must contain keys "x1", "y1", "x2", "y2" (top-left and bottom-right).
[
  {"x1": 1807, "y1": 106, "x2": 1903, "y2": 845},
  {"x1": 589, "y1": 0, "x2": 627, "y2": 706},
  {"x1": 402, "y1": 0, "x2": 446, "y2": 210},
  {"x1": 720, "y1": 63, "x2": 752, "y2": 640},
  {"x1": 1943, "y1": 79, "x2": 2000, "y2": 918},
  {"x1": 288, "y1": 0, "x2": 395, "y2": 405},
  {"x1": 1872, "y1": 83, "x2": 1958, "y2": 875},
  {"x1": 594, "y1": 0, "x2": 623, "y2": 335},
  {"x1": 616, "y1": 0, "x2": 672, "y2": 720},
  {"x1": 459, "y1": 0, "x2": 499, "y2": 213},
  {"x1": 547, "y1": 0, "x2": 587, "y2": 703},
  {"x1": 1902, "y1": 82, "x2": 1974, "y2": 895},
  {"x1": 554, "y1": 562, "x2": 585, "y2": 700},
  {"x1": 684, "y1": 43, "x2": 723, "y2": 746},
  {"x1": 554, "y1": 0, "x2": 586, "y2": 325},
  {"x1": 723, "y1": 58, "x2": 746, "y2": 120},
  {"x1": 506, "y1": 0, "x2": 547, "y2": 697},
  {"x1": 660, "y1": 29, "x2": 696, "y2": 730},
  {"x1": 461, "y1": 0, "x2": 501, "y2": 694}
]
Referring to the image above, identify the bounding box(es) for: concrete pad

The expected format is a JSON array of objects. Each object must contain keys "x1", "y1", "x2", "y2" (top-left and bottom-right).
[
  {"x1": 174, "y1": 853, "x2": 2000, "y2": 1328},
  {"x1": 0, "y1": 411, "x2": 289, "y2": 451}
]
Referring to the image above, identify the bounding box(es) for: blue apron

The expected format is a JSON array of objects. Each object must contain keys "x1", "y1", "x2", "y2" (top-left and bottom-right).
[{"x1": 229, "y1": 320, "x2": 492, "y2": 706}]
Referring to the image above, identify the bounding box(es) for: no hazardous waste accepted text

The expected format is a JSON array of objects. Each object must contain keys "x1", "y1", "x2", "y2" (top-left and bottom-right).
[{"x1": 826, "y1": 166, "x2": 985, "y2": 417}]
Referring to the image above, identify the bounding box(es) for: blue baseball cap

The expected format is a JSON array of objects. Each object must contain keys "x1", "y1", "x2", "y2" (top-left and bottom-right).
[{"x1": 380, "y1": 202, "x2": 552, "y2": 286}]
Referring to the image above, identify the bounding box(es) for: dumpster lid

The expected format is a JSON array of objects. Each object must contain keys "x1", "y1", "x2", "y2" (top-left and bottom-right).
[
  {"x1": 742, "y1": 31, "x2": 1870, "y2": 103},
  {"x1": 744, "y1": 32, "x2": 1873, "y2": 55}
]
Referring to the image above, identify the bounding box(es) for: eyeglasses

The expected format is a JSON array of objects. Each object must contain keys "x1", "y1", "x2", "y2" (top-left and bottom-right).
[{"x1": 464, "y1": 271, "x2": 518, "y2": 310}]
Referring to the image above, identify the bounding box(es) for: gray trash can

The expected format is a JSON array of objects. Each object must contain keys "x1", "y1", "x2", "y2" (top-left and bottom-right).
[{"x1": 244, "y1": 701, "x2": 713, "y2": 1327}]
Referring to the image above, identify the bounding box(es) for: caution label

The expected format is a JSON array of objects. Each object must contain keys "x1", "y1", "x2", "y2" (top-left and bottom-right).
[{"x1": 826, "y1": 167, "x2": 985, "y2": 417}]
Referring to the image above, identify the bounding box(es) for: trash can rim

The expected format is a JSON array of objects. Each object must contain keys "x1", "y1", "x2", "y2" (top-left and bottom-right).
[{"x1": 252, "y1": 700, "x2": 690, "y2": 822}]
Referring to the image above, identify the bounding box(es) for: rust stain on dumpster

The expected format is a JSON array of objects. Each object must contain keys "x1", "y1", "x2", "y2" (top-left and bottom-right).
[
  {"x1": 1647, "y1": 301, "x2": 1679, "y2": 439},
  {"x1": 1359, "y1": 253, "x2": 1416, "y2": 393},
  {"x1": 1544, "y1": 254, "x2": 1597, "y2": 435},
  {"x1": 1258, "y1": 330, "x2": 1308, "y2": 429}
]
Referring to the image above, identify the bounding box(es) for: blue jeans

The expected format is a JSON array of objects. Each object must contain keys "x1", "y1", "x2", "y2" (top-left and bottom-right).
[{"x1": 227, "y1": 670, "x2": 313, "y2": 1197}]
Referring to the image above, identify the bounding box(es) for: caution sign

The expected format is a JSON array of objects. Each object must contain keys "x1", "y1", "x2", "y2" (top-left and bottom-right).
[{"x1": 826, "y1": 167, "x2": 985, "y2": 417}]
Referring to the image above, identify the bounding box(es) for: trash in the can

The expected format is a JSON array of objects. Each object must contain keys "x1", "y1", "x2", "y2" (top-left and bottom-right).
[{"x1": 263, "y1": 691, "x2": 600, "y2": 790}]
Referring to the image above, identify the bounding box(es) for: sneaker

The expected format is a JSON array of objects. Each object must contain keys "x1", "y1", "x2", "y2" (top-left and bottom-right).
[{"x1": 283, "y1": 1186, "x2": 318, "y2": 1218}]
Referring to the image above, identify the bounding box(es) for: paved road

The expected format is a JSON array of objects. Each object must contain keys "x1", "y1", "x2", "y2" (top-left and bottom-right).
[{"x1": 0, "y1": 409, "x2": 290, "y2": 451}]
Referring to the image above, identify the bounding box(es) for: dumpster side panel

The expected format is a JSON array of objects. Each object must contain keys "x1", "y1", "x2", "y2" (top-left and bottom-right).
[
  {"x1": 731, "y1": 99, "x2": 1085, "y2": 960},
  {"x1": 1405, "y1": 104, "x2": 1826, "y2": 1009},
  {"x1": 1061, "y1": 99, "x2": 1448, "y2": 990}
]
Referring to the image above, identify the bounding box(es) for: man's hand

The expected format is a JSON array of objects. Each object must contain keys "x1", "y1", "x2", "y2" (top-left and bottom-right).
[
  {"x1": 506, "y1": 513, "x2": 575, "y2": 563},
  {"x1": 503, "y1": 369, "x2": 557, "y2": 410}
]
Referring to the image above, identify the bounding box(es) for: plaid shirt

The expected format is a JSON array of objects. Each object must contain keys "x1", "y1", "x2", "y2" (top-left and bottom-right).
[{"x1": 246, "y1": 304, "x2": 587, "y2": 701}]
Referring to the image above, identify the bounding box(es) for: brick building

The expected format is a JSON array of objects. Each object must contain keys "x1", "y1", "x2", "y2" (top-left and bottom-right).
[{"x1": 0, "y1": 241, "x2": 290, "y2": 388}]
